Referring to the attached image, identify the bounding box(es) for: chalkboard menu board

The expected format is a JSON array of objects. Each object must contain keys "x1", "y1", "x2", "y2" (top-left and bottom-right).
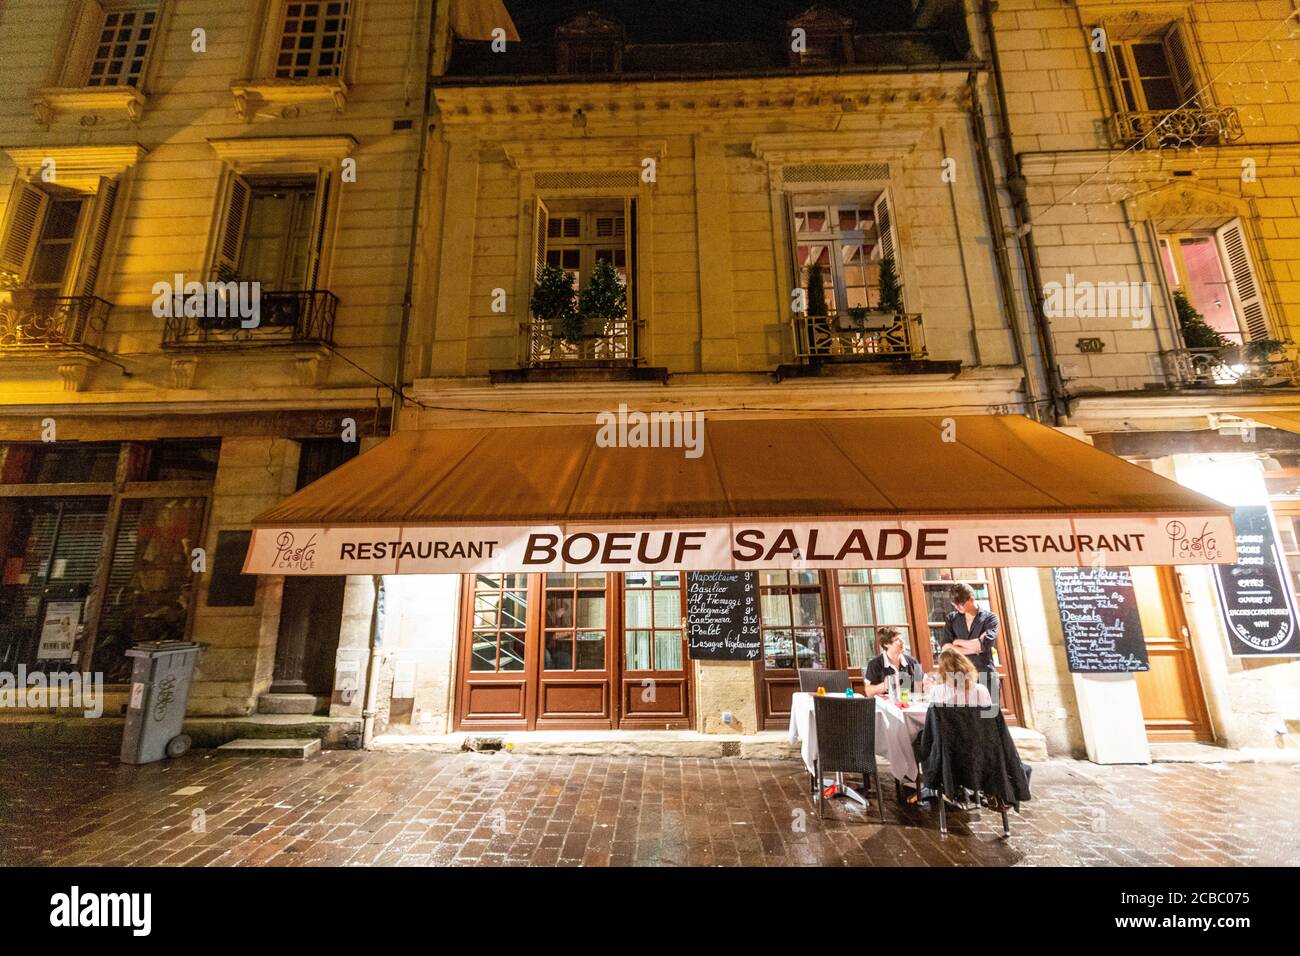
[
  {"x1": 686, "y1": 571, "x2": 762, "y2": 661},
  {"x1": 1213, "y1": 506, "x2": 1300, "y2": 657},
  {"x1": 1051, "y1": 567, "x2": 1150, "y2": 673}
]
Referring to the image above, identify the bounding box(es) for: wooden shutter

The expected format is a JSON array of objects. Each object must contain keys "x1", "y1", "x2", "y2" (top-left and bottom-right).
[
  {"x1": 532, "y1": 196, "x2": 550, "y2": 283},
  {"x1": 306, "y1": 171, "x2": 333, "y2": 290},
  {"x1": 1098, "y1": 26, "x2": 1128, "y2": 113},
  {"x1": 71, "y1": 177, "x2": 119, "y2": 298},
  {"x1": 1163, "y1": 23, "x2": 1199, "y2": 107},
  {"x1": 0, "y1": 181, "x2": 50, "y2": 279},
  {"x1": 873, "y1": 188, "x2": 898, "y2": 265},
  {"x1": 214, "y1": 173, "x2": 251, "y2": 280},
  {"x1": 1216, "y1": 220, "x2": 1271, "y2": 341},
  {"x1": 784, "y1": 192, "x2": 801, "y2": 301}
]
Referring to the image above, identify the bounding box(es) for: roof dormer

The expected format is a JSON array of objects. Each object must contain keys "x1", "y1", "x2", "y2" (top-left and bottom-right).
[
  {"x1": 787, "y1": 5, "x2": 857, "y2": 68},
  {"x1": 555, "y1": 11, "x2": 625, "y2": 75}
]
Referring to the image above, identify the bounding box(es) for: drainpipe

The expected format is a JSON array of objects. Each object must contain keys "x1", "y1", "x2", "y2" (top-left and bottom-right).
[
  {"x1": 361, "y1": 574, "x2": 385, "y2": 750},
  {"x1": 977, "y1": 0, "x2": 1069, "y2": 424},
  {"x1": 967, "y1": 73, "x2": 1038, "y2": 411}
]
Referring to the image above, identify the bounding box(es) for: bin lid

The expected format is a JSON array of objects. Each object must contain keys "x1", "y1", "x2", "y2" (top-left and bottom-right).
[{"x1": 124, "y1": 640, "x2": 208, "y2": 658}]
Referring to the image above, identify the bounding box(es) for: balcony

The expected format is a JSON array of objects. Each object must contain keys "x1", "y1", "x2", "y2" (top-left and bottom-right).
[
  {"x1": 492, "y1": 316, "x2": 666, "y2": 384},
  {"x1": 780, "y1": 312, "x2": 948, "y2": 381},
  {"x1": 162, "y1": 289, "x2": 338, "y2": 349},
  {"x1": 1162, "y1": 347, "x2": 1299, "y2": 389},
  {"x1": 0, "y1": 294, "x2": 111, "y2": 354},
  {"x1": 1110, "y1": 106, "x2": 1244, "y2": 149}
]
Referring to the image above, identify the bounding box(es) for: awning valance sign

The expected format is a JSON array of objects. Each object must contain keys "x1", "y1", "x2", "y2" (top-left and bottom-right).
[{"x1": 244, "y1": 415, "x2": 1237, "y2": 575}]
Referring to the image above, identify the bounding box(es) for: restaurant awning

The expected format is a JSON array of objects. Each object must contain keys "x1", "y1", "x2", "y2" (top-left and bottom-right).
[
  {"x1": 1248, "y1": 411, "x2": 1300, "y2": 435},
  {"x1": 244, "y1": 414, "x2": 1237, "y2": 575}
]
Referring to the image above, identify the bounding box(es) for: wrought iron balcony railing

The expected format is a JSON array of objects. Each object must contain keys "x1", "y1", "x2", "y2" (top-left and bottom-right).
[
  {"x1": 792, "y1": 312, "x2": 927, "y2": 363},
  {"x1": 162, "y1": 289, "x2": 338, "y2": 348},
  {"x1": 1110, "y1": 106, "x2": 1244, "y2": 149},
  {"x1": 1162, "y1": 347, "x2": 1299, "y2": 388},
  {"x1": 0, "y1": 295, "x2": 111, "y2": 353},
  {"x1": 522, "y1": 317, "x2": 641, "y2": 367}
]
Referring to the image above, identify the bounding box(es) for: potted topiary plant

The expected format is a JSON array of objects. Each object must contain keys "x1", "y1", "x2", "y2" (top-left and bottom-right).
[
  {"x1": 850, "y1": 253, "x2": 904, "y2": 332},
  {"x1": 578, "y1": 258, "x2": 627, "y2": 334},
  {"x1": 531, "y1": 263, "x2": 579, "y2": 344},
  {"x1": 805, "y1": 260, "x2": 829, "y2": 318}
]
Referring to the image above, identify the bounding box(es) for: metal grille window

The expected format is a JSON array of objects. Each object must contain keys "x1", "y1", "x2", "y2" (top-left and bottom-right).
[
  {"x1": 276, "y1": 1, "x2": 351, "y2": 79},
  {"x1": 87, "y1": 6, "x2": 157, "y2": 87}
]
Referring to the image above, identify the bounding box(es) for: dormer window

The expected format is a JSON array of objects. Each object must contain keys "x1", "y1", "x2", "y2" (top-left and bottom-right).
[
  {"x1": 788, "y1": 5, "x2": 856, "y2": 68},
  {"x1": 555, "y1": 12, "x2": 624, "y2": 75}
]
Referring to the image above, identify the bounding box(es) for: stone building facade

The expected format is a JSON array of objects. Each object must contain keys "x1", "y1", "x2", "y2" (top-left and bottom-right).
[{"x1": 0, "y1": 0, "x2": 429, "y2": 729}]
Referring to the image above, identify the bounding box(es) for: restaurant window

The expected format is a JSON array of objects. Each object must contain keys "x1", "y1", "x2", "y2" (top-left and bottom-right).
[
  {"x1": 1159, "y1": 223, "x2": 1271, "y2": 344},
  {"x1": 791, "y1": 191, "x2": 899, "y2": 316},
  {"x1": 469, "y1": 573, "x2": 527, "y2": 673},
  {"x1": 918, "y1": 568, "x2": 992, "y2": 661},
  {"x1": 275, "y1": 0, "x2": 351, "y2": 79},
  {"x1": 624, "y1": 571, "x2": 683, "y2": 671},
  {"x1": 0, "y1": 498, "x2": 109, "y2": 673},
  {"x1": 836, "y1": 569, "x2": 911, "y2": 668},
  {"x1": 86, "y1": 3, "x2": 159, "y2": 87},
  {"x1": 760, "y1": 570, "x2": 828, "y2": 670},
  {"x1": 543, "y1": 572, "x2": 606, "y2": 671},
  {"x1": 92, "y1": 497, "x2": 206, "y2": 682},
  {"x1": 1105, "y1": 27, "x2": 1197, "y2": 114}
]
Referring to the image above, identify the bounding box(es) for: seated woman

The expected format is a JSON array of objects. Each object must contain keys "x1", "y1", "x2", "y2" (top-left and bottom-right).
[
  {"x1": 929, "y1": 647, "x2": 994, "y2": 707},
  {"x1": 863, "y1": 627, "x2": 922, "y2": 697}
]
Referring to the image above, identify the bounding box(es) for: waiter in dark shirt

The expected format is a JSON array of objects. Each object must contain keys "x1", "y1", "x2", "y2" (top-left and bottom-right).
[
  {"x1": 940, "y1": 582, "x2": 1001, "y2": 706},
  {"x1": 863, "y1": 627, "x2": 922, "y2": 696}
]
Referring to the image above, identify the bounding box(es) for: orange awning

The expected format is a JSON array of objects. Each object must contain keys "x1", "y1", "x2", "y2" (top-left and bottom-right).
[
  {"x1": 1248, "y1": 411, "x2": 1300, "y2": 435},
  {"x1": 245, "y1": 415, "x2": 1237, "y2": 574}
]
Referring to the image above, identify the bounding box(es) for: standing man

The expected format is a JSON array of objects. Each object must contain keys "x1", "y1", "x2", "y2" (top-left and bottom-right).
[{"x1": 939, "y1": 582, "x2": 1000, "y2": 708}]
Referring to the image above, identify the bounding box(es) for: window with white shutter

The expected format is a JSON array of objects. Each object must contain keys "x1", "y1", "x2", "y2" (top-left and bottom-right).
[{"x1": 0, "y1": 182, "x2": 51, "y2": 281}]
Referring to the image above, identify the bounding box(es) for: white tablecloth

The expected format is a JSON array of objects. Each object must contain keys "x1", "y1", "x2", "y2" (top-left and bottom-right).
[{"x1": 787, "y1": 692, "x2": 930, "y2": 784}]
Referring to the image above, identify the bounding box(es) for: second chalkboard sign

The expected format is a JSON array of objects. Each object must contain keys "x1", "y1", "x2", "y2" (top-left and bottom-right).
[
  {"x1": 1051, "y1": 567, "x2": 1151, "y2": 674},
  {"x1": 686, "y1": 571, "x2": 762, "y2": 661}
]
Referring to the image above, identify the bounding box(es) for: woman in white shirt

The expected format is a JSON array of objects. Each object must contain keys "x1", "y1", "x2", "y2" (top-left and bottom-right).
[{"x1": 929, "y1": 647, "x2": 994, "y2": 708}]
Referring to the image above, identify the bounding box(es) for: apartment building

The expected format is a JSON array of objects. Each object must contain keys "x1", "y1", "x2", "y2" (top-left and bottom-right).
[
  {"x1": 0, "y1": 0, "x2": 431, "y2": 730},
  {"x1": 986, "y1": 0, "x2": 1300, "y2": 751}
]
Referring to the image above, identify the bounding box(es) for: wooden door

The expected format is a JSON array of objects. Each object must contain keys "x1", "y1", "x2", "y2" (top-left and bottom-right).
[
  {"x1": 535, "y1": 572, "x2": 614, "y2": 729},
  {"x1": 457, "y1": 572, "x2": 534, "y2": 730},
  {"x1": 1132, "y1": 566, "x2": 1213, "y2": 741},
  {"x1": 619, "y1": 570, "x2": 691, "y2": 729},
  {"x1": 756, "y1": 570, "x2": 833, "y2": 730},
  {"x1": 907, "y1": 569, "x2": 1024, "y2": 726},
  {"x1": 271, "y1": 575, "x2": 344, "y2": 695}
]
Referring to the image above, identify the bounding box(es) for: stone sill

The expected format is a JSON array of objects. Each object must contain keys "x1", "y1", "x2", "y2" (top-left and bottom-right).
[{"x1": 34, "y1": 86, "x2": 147, "y2": 124}]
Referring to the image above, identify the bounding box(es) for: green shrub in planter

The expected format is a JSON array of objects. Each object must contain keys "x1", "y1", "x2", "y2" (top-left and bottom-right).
[
  {"x1": 531, "y1": 263, "x2": 579, "y2": 341},
  {"x1": 1174, "y1": 290, "x2": 1229, "y2": 350},
  {"x1": 579, "y1": 258, "x2": 627, "y2": 328}
]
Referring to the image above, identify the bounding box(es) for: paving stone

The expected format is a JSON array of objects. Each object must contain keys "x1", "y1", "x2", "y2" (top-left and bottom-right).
[{"x1": 1, "y1": 743, "x2": 1298, "y2": 866}]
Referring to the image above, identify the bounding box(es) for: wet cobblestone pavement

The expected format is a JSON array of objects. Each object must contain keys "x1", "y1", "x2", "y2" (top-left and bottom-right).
[{"x1": 1, "y1": 744, "x2": 1298, "y2": 866}]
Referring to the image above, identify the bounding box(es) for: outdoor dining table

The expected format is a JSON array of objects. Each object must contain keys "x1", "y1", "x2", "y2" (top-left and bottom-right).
[{"x1": 787, "y1": 691, "x2": 931, "y2": 788}]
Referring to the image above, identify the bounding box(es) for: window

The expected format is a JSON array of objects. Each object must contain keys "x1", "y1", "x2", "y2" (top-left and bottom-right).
[
  {"x1": 759, "y1": 570, "x2": 828, "y2": 670},
  {"x1": 1274, "y1": 512, "x2": 1300, "y2": 608},
  {"x1": 469, "y1": 573, "x2": 528, "y2": 673},
  {"x1": 1107, "y1": 30, "x2": 1196, "y2": 113},
  {"x1": 543, "y1": 572, "x2": 607, "y2": 671},
  {"x1": 791, "y1": 191, "x2": 897, "y2": 316},
  {"x1": 213, "y1": 173, "x2": 331, "y2": 289},
  {"x1": 0, "y1": 442, "x2": 122, "y2": 484},
  {"x1": 554, "y1": 12, "x2": 624, "y2": 75},
  {"x1": 0, "y1": 179, "x2": 119, "y2": 301},
  {"x1": 836, "y1": 569, "x2": 911, "y2": 669},
  {"x1": 86, "y1": 4, "x2": 158, "y2": 87},
  {"x1": 1160, "y1": 221, "x2": 1271, "y2": 343},
  {"x1": 540, "y1": 205, "x2": 628, "y2": 289},
  {"x1": 275, "y1": 1, "x2": 351, "y2": 79},
  {"x1": 624, "y1": 571, "x2": 683, "y2": 671}
]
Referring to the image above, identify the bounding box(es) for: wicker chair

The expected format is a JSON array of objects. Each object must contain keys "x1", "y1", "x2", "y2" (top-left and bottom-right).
[
  {"x1": 798, "y1": 668, "x2": 852, "y2": 695},
  {"x1": 811, "y1": 694, "x2": 886, "y2": 823},
  {"x1": 917, "y1": 705, "x2": 1032, "y2": 837}
]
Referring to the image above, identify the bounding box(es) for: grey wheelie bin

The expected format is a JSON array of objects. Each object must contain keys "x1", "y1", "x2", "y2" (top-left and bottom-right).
[{"x1": 120, "y1": 640, "x2": 207, "y2": 764}]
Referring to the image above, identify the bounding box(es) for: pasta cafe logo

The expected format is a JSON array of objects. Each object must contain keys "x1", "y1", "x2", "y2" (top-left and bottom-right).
[
  {"x1": 273, "y1": 531, "x2": 318, "y2": 571},
  {"x1": 1165, "y1": 520, "x2": 1220, "y2": 562}
]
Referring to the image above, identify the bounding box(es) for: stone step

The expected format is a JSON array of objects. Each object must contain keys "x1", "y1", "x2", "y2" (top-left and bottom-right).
[
  {"x1": 256, "y1": 693, "x2": 326, "y2": 715},
  {"x1": 215, "y1": 737, "x2": 322, "y2": 758}
]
